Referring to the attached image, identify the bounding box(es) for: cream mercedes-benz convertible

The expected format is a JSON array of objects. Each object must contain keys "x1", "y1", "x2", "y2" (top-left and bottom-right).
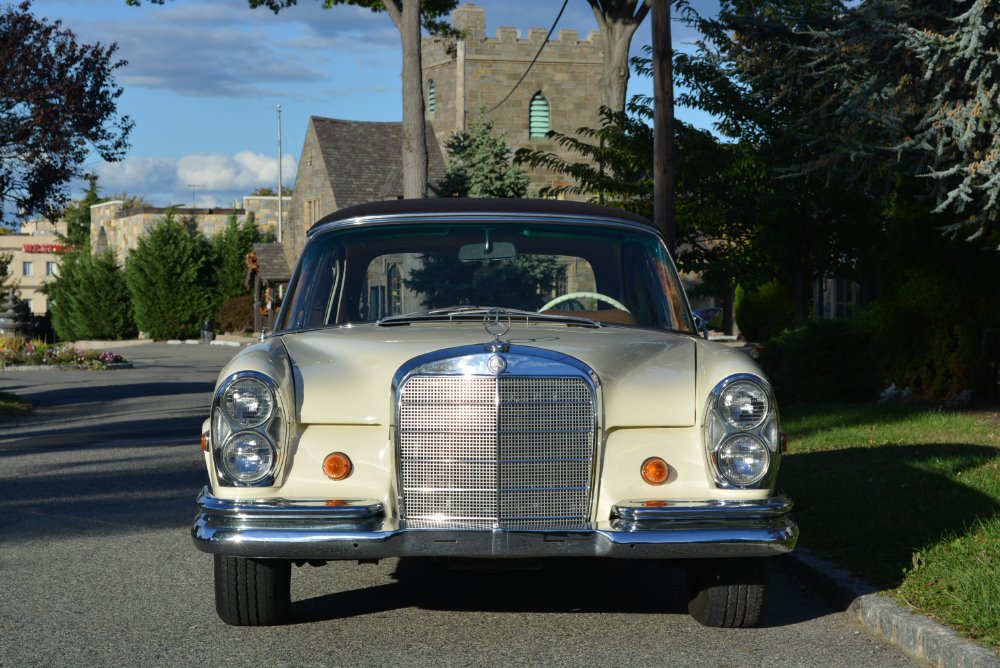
[{"x1": 195, "y1": 198, "x2": 797, "y2": 627}]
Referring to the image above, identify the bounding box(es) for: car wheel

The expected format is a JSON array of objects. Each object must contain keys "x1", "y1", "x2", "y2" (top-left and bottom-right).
[
  {"x1": 686, "y1": 557, "x2": 770, "y2": 628},
  {"x1": 214, "y1": 555, "x2": 291, "y2": 626}
]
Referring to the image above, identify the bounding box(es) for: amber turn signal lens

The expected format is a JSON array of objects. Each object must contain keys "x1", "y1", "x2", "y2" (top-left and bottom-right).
[
  {"x1": 200, "y1": 432, "x2": 209, "y2": 452},
  {"x1": 641, "y1": 457, "x2": 669, "y2": 485},
  {"x1": 323, "y1": 452, "x2": 353, "y2": 480}
]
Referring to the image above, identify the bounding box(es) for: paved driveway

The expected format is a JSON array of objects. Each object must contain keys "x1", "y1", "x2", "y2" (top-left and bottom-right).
[{"x1": 0, "y1": 343, "x2": 921, "y2": 667}]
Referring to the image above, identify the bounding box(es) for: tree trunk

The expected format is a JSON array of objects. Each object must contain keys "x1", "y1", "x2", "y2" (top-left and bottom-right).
[
  {"x1": 386, "y1": 0, "x2": 428, "y2": 199},
  {"x1": 589, "y1": 1, "x2": 650, "y2": 114}
]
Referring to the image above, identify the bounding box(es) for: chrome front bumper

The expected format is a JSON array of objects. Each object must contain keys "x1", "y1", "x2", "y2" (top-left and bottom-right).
[{"x1": 192, "y1": 488, "x2": 798, "y2": 560}]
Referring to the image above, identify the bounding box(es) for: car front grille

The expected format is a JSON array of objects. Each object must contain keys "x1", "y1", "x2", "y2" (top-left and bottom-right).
[{"x1": 397, "y1": 375, "x2": 596, "y2": 529}]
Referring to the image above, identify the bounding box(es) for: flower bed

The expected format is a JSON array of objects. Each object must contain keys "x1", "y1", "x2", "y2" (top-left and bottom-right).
[{"x1": 0, "y1": 335, "x2": 130, "y2": 370}]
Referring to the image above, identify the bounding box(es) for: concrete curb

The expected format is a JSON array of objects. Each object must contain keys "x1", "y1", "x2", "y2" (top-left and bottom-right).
[
  {"x1": 1, "y1": 362, "x2": 134, "y2": 372},
  {"x1": 785, "y1": 549, "x2": 1000, "y2": 668}
]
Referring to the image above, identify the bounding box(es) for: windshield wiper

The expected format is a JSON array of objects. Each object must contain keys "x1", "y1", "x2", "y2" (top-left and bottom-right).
[{"x1": 378, "y1": 306, "x2": 600, "y2": 328}]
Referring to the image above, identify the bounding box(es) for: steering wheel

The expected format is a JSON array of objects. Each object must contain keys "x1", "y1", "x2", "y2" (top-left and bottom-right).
[{"x1": 540, "y1": 292, "x2": 631, "y2": 313}]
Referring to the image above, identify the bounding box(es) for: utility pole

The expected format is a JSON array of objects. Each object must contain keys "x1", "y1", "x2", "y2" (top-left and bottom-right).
[
  {"x1": 652, "y1": 0, "x2": 676, "y2": 254},
  {"x1": 276, "y1": 104, "x2": 284, "y2": 244},
  {"x1": 187, "y1": 184, "x2": 203, "y2": 209}
]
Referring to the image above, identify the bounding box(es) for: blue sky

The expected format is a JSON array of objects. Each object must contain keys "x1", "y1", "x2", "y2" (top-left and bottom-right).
[{"x1": 30, "y1": 0, "x2": 720, "y2": 210}]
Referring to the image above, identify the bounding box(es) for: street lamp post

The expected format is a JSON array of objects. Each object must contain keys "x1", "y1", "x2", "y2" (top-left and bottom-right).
[{"x1": 277, "y1": 104, "x2": 283, "y2": 244}]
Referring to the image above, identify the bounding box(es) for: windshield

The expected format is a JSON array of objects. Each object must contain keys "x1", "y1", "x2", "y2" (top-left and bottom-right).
[{"x1": 277, "y1": 219, "x2": 697, "y2": 334}]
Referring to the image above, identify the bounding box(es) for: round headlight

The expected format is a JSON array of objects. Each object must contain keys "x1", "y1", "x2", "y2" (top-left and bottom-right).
[
  {"x1": 716, "y1": 434, "x2": 769, "y2": 486},
  {"x1": 718, "y1": 380, "x2": 769, "y2": 430},
  {"x1": 222, "y1": 377, "x2": 274, "y2": 428},
  {"x1": 220, "y1": 431, "x2": 275, "y2": 484}
]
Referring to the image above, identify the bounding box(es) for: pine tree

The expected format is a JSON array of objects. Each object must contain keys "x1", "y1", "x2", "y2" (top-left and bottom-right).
[
  {"x1": 124, "y1": 211, "x2": 214, "y2": 339},
  {"x1": 699, "y1": 1, "x2": 1000, "y2": 243},
  {"x1": 211, "y1": 212, "x2": 258, "y2": 302},
  {"x1": 435, "y1": 116, "x2": 528, "y2": 198},
  {"x1": 48, "y1": 249, "x2": 135, "y2": 341}
]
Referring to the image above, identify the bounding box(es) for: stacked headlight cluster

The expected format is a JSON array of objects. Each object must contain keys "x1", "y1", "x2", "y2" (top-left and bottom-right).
[
  {"x1": 703, "y1": 374, "x2": 780, "y2": 488},
  {"x1": 212, "y1": 371, "x2": 283, "y2": 486}
]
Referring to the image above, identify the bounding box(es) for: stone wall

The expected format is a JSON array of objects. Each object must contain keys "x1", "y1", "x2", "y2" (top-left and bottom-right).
[{"x1": 90, "y1": 202, "x2": 280, "y2": 259}]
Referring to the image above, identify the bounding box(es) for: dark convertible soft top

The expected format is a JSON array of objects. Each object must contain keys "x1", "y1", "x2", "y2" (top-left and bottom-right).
[{"x1": 310, "y1": 197, "x2": 655, "y2": 232}]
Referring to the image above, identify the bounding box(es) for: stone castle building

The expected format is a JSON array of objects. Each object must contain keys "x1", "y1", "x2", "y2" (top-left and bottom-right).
[
  {"x1": 422, "y1": 3, "x2": 604, "y2": 194},
  {"x1": 282, "y1": 3, "x2": 605, "y2": 268}
]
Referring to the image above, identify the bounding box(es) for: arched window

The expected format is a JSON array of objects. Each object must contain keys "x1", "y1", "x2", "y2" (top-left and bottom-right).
[
  {"x1": 96, "y1": 227, "x2": 109, "y2": 255},
  {"x1": 529, "y1": 92, "x2": 550, "y2": 139},
  {"x1": 427, "y1": 80, "x2": 436, "y2": 118}
]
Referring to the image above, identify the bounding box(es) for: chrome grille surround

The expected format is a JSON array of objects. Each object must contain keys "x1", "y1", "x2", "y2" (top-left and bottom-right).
[{"x1": 393, "y1": 345, "x2": 599, "y2": 530}]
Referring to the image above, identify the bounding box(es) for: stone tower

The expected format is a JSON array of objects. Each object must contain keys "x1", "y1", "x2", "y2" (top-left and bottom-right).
[{"x1": 422, "y1": 3, "x2": 605, "y2": 195}]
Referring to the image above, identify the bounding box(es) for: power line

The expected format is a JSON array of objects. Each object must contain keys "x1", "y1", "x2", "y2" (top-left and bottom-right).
[{"x1": 482, "y1": 0, "x2": 569, "y2": 116}]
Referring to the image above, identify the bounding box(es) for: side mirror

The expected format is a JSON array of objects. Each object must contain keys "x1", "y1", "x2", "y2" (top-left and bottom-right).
[{"x1": 692, "y1": 307, "x2": 722, "y2": 340}]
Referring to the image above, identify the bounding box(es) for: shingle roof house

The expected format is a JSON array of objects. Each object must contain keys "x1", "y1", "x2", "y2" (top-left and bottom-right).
[{"x1": 283, "y1": 116, "x2": 447, "y2": 268}]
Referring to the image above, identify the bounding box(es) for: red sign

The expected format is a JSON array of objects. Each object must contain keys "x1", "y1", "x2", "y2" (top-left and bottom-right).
[{"x1": 22, "y1": 243, "x2": 71, "y2": 254}]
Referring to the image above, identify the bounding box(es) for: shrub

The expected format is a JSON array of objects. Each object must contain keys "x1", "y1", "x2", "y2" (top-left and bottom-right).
[
  {"x1": 759, "y1": 318, "x2": 881, "y2": 404},
  {"x1": 734, "y1": 280, "x2": 795, "y2": 343},
  {"x1": 216, "y1": 295, "x2": 254, "y2": 335}
]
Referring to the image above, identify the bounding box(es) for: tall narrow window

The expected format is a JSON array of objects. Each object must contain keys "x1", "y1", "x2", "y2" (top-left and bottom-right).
[
  {"x1": 427, "y1": 80, "x2": 436, "y2": 118},
  {"x1": 529, "y1": 92, "x2": 550, "y2": 139},
  {"x1": 388, "y1": 263, "x2": 403, "y2": 315}
]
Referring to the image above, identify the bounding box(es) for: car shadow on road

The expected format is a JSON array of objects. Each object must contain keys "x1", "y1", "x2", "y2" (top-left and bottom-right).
[{"x1": 289, "y1": 556, "x2": 823, "y2": 627}]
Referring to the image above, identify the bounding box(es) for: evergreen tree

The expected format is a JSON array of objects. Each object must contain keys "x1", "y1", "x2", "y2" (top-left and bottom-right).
[
  {"x1": 211, "y1": 212, "x2": 258, "y2": 303},
  {"x1": 124, "y1": 211, "x2": 214, "y2": 339},
  {"x1": 435, "y1": 116, "x2": 529, "y2": 198},
  {"x1": 58, "y1": 175, "x2": 103, "y2": 248},
  {"x1": 697, "y1": 1, "x2": 1000, "y2": 244},
  {"x1": 47, "y1": 249, "x2": 135, "y2": 341}
]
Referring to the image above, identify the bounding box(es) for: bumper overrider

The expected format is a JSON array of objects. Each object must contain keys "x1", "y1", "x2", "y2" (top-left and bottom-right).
[{"x1": 191, "y1": 488, "x2": 798, "y2": 560}]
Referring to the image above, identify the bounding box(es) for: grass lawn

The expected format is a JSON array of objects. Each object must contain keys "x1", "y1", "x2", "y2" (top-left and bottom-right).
[
  {"x1": 779, "y1": 403, "x2": 1000, "y2": 649},
  {"x1": 0, "y1": 391, "x2": 31, "y2": 421}
]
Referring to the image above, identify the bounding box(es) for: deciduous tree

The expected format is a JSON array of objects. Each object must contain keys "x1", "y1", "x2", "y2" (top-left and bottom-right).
[{"x1": 0, "y1": 2, "x2": 132, "y2": 226}]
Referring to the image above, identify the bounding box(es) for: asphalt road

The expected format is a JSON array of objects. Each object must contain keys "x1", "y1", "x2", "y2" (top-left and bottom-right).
[{"x1": 0, "y1": 343, "x2": 922, "y2": 667}]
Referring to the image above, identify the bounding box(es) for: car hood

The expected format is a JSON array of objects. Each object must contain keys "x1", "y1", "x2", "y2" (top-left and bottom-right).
[{"x1": 281, "y1": 323, "x2": 699, "y2": 428}]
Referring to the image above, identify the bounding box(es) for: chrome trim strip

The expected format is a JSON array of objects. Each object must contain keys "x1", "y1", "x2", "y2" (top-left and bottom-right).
[
  {"x1": 307, "y1": 212, "x2": 662, "y2": 240},
  {"x1": 196, "y1": 488, "x2": 384, "y2": 520},
  {"x1": 612, "y1": 495, "x2": 793, "y2": 521}
]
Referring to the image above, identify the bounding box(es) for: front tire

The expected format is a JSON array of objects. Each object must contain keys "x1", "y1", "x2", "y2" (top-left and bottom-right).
[
  {"x1": 687, "y1": 557, "x2": 770, "y2": 628},
  {"x1": 214, "y1": 555, "x2": 291, "y2": 626}
]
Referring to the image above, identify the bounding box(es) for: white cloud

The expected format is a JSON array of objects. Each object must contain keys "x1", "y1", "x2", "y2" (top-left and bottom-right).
[{"x1": 94, "y1": 152, "x2": 297, "y2": 208}]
